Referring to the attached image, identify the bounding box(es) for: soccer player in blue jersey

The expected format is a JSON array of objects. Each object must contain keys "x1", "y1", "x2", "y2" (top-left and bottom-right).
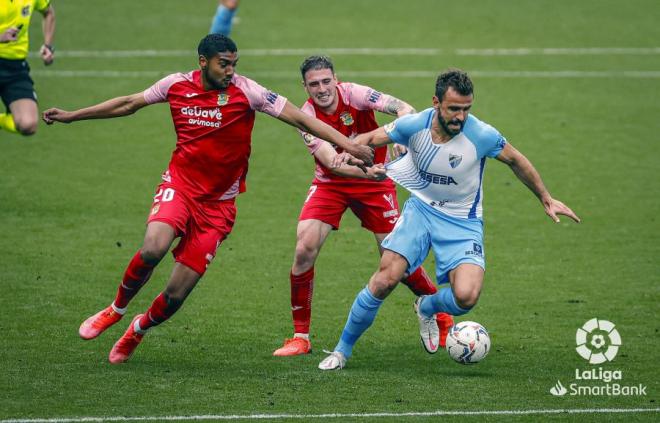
[{"x1": 319, "y1": 68, "x2": 580, "y2": 370}]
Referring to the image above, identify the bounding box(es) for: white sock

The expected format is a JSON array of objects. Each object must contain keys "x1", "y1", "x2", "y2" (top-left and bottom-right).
[
  {"x1": 133, "y1": 319, "x2": 147, "y2": 335},
  {"x1": 111, "y1": 303, "x2": 127, "y2": 315}
]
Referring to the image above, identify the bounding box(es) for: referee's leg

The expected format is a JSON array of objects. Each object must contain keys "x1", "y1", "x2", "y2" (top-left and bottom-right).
[{"x1": 8, "y1": 98, "x2": 39, "y2": 135}]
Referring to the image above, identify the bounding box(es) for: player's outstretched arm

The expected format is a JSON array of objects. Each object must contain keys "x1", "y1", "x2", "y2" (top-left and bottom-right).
[
  {"x1": 496, "y1": 143, "x2": 580, "y2": 223},
  {"x1": 382, "y1": 96, "x2": 416, "y2": 117},
  {"x1": 277, "y1": 101, "x2": 374, "y2": 165},
  {"x1": 315, "y1": 143, "x2": 385, "y2": 180},
  {"x1": 42, "y1": 92, "x2": 149, "y2": 125},
  {"x1": 376, "y1": 96, "x2": 412, "y2": 158},
  {"x1": 328, "y1": 127, "x2": 394, "y2": 169},
  {"x1": 354, "y1": 127, "x2": 393, "y2": 148}
]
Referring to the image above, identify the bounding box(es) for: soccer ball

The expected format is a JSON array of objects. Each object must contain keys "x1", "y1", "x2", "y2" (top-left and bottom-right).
[{"x1": 446, "y1": 321, "x2": 490, "y2": 364}]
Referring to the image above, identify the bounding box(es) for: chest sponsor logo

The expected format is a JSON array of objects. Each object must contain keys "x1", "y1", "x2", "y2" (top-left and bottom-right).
[
  {"x1": 449, "y1": 154, "x2": 463, "y2": 169},
  {"x1": 181, "y1": 106, "x2": 223, "y2": 128},
  {"x1": 419, "y1": 170, "x2": 458, "y2": 185},
  {"x1": 217, "y1": 93, "x2": 229, "y2": 106},
  {"x1": 340, "y1": 112, "x2": 354, "y2": 126}
]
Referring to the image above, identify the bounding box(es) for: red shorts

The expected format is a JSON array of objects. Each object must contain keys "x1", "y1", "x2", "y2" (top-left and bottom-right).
[
  {"x1": 299, "y1": 182, "x2": 400, "y2": 233},
  {"x1": 147, "y1": 183, "x2": 237, "y2": 275}
]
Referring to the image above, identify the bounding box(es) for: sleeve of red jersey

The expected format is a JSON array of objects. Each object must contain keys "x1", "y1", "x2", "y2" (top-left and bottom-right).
[
  {"x1": 143, "y1": 73, "x2": 188, "y2": 104},
  {"x1": 344, "y1": 82, "x2": 393, "y2": 113},
  {"x1": 297, "y1": 102, "x2": 324, "y2": 155},
  {"x1": 233, "y1": 75, "x2": 288, "y2": 117}
]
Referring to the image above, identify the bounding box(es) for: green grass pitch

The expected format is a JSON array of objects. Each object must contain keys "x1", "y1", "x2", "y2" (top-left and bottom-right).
[{"x1": 1, "y1": 0, "x2": 659, "y2": 422}]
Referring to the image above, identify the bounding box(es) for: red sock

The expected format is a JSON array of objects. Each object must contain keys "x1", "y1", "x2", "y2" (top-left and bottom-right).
[
  {"x1": 114, "y1": 250, "x2": 156, "y2": 309},
  {"x1": 291, "y1": 267, "x2": 314, "y2": 334},
  {"x1": 138, "y1": 292, "x2": 181, "y2": 331},
  {"x1": 402, "y1": 267, "x2": 437, "y2": 296}
]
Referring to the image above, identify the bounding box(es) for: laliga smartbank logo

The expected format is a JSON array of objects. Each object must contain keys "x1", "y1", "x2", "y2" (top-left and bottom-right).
[
  {"x1": 550, "y1": 318, "x2": 647, "y2": 397},
  {"x1": 575, "y1": 318, "x2": 621, "y2": 363}
]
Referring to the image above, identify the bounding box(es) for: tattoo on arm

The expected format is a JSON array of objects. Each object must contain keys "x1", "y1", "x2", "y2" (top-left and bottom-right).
[{"x1": 384, "y1": 98, "x2": 403, "y2": 115}]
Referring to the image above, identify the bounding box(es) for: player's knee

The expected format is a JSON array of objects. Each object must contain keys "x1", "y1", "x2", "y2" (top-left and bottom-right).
[
  {"x1": 14, "y1": 115, "x2": 37, "y2": 136},
  {"x1": 140, "y1": 244, "x2": 168, "y2": 264},
  {"x1": 293, "y1": 240, "x2": 319, "y2": 268},
  {"x1": 453, "y1": 286, "x2": 480, "y2": 309},
  {"x1": 369, "y1": 269, "x2": 400, "y2": 298}
]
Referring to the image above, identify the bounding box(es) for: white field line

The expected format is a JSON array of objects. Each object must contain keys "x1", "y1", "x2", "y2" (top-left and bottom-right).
[
  {"x1": 31, "y1": 70, "x2": 660, "y2": 79},
  {"x1": 27, "y1": 47, "x2": 660, "y2": 58},
  {"x1": 2, "y1": 408, "x2": 659, "y2": 422}
]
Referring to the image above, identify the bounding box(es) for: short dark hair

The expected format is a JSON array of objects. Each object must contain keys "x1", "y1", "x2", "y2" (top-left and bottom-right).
[
  {"x1": 198, "y1": 34, "x2": 237, "y2": 58},
  {"x1": 435, "y1": 69, "x2": 473, "y2": 100},
  {"x1": 300, "y1": 55, "x2": 334, "y2": 80}
]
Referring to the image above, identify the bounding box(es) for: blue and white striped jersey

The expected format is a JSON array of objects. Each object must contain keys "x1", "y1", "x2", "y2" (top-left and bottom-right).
[{"x1": 384, "y1": 108, "x2": 506, "y2": 219}]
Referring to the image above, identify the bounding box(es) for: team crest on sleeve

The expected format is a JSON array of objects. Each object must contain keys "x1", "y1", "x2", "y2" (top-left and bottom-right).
[
  {"x1": 217, "y1": 93, "x2": 229, "y2": 106},
  {"x1": 449, "y1": 154, "x2": 463, "y2": 168},
  {"x1": 340, "y1": 112, "x2": 354, "y2": 126},
  {"x1": 384, "y1": 122, "x2": 396, "y2": 134},
  {"x1": 22, "y1": 6, "x2": 31, "y2": 16}
]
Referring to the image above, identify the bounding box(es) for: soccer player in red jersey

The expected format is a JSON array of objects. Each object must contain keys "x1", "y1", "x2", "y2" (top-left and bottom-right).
[
  {"x1": 273, "y1": 56, "x2": 453, "y2": 357},
  {"x1": 42, "y1": 35, "x2": 374, "y2": 364}
]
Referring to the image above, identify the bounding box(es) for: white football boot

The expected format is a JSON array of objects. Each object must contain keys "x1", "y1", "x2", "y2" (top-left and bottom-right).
[
  {"x1": 318, "y1": 350, "x2": 347, "y2": 370},
  {"x1": 414, "y1": 296, "x2": 440, "y2": 354}
]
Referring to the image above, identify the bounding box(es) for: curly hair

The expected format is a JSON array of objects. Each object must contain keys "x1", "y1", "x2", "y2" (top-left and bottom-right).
[
  {"x1": 435, "y1": 69, "x2": 473, "y2": 100},
  {"x1": 198, "y1": 34, "x2": 237, "y2": 58}
]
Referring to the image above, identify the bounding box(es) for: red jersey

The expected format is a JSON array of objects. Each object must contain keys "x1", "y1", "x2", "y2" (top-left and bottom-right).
[
  {"x1": 299, "y1": 81, "x2": 396, "y2": 188},
  {"x1": 143, "y1": 70, "x2": 287, "y2": 201}
]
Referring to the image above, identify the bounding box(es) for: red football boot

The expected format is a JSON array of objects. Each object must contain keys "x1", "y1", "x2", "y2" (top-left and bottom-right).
[
  {"x1": 273, "y1": 337, "x2": 312, "y2": 356},
  {"x1": 108, "y1": 315, "x2": 144, "y2": 364},
  {"x1": 79, "y1": 305, "x2": 123, "y2": 340}
]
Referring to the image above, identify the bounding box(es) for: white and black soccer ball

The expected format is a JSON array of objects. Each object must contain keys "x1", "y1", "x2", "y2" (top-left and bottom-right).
[{"x1": 446, "y1": 321, "x2": 490, "y2": 364}]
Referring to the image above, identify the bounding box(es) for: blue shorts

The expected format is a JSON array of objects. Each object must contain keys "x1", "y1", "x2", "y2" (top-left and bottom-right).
[{"x1": 381, "y1": 196, "x2": 485, "y2": 284}]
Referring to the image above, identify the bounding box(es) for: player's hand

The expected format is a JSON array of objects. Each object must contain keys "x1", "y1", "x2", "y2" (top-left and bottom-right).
[
  {"x1": 392, "y1": 144, "x2": 407, "y2": 158},
  {"x1": 331, "y1": 152, "x2": 361, "y2": 168},
  {"x1": 543, "y1": 197, "x2": 580, "y2": 223},
  {"x1": 332, "y1": 152, "x2": 369, "y2": 173},
  {"x1": 345, "y1": 144, "x2": 374, "y2": 166},
  {"x1": 353, "y1": 133, "x2": 370, "y2": 146},
  {"x1": 40, "y1": 44, "x2": 54, "y2": 66},
  {"x1": 366, "y1": 164, "x2": 387, "y2": 181},
  {"x1": 42, "y1": 108, "x2": 73, "y2": 124},
  {"x1": 0, "y1": 27, "x2": 19, "y2": 43}
]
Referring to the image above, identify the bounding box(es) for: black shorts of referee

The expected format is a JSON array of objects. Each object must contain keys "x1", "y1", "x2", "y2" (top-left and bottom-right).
[{"x1": 0, "y1": 57, "x2": 37, "y2": 111}]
